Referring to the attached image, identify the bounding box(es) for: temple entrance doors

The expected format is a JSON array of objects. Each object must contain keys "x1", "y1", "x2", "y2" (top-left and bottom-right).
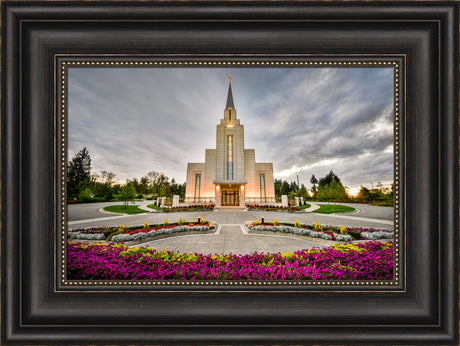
[{"x1": 221, "y1": 189, "x2": 239, "y2": 206}]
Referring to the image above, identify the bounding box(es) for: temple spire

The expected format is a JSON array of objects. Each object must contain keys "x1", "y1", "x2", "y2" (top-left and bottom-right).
[{"x1": 225, "y1": 74, "x2": 235, "y2": 109}]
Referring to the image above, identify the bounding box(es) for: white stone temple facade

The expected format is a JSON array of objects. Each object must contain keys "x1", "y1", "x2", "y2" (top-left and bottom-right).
[{"x1": 185, "y1": 77, "x2": 275, "y2": 207}]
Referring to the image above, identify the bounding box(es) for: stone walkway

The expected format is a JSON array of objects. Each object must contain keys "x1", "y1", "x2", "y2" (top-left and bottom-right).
[{"x1": 133, "y1": 224, "x2": 324, "y2": 255}]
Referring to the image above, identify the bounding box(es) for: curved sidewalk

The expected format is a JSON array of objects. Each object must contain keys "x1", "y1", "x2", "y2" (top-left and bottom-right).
[{"x1": 133, "y1": 224, "x2": 326, "y2": 255}]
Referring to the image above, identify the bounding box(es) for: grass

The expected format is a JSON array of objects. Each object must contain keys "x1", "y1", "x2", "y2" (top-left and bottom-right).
[
  {"x1": 312, "y1": 204, "x2": 355, "y2": 214},
  {"x1": 299, "y1": 204, "x2": 311, "y2": 210},
  {"x1": 103, "y1": 205, "x2": 148, "y2": 214},
  {"x1": 370, "y1": 201, "x2": 393, "y2": 207},
  {"x1": 146, "y1": 204, "x2": 163, "y2": 211}
]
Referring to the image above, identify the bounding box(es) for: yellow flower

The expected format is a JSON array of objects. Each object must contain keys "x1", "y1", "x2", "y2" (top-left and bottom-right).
[
  {"x1": 143, "y1": 222, "x2": 149, "y2": 230},
  {"x1": 294, "y1": 219, "x2": 300, "y2": 227},
  {"x1": 314, "y1": 221, "x2": 322, "y2": 231},
  {"x1": 118, "y1": 224, "x2": 124, "y2": 232},
  {"x1": 273, "y1": 218, "x2": 279, "y2": 226},
  {"x1": 178, "y1": 217, "x2": 183, "y2": 225},
  {"x1": 340, "y1": 226, "x2": 348, "y2": 235},
  {"x1": 163, "y1": 219, "x2": 169, "y2": 226}
]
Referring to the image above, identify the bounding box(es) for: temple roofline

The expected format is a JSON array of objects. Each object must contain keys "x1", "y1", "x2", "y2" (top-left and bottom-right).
[{"x1": 225, "y1": 80, "x2": 235, "y2": 109}]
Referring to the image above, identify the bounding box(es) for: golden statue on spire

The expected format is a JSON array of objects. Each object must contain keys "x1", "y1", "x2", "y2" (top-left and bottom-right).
[{"x1": 226, "y1": 73, "x2": 232, "y2": 84}]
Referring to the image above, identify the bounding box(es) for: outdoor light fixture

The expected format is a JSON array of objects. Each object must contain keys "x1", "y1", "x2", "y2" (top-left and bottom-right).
[
  {"x1": 261, "y1": 216, "x2": 264, "y2": 224},
  {"x1": 198, "y1": 217, "x2": 201, "y2": 223}
]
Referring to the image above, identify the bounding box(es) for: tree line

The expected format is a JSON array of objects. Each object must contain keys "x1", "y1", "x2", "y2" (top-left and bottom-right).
[
  {"x1": 67, "y1": 147, "x2": 393, "y2": 206},
  {"x1": 276, "y1": 170, "x2": 393, "y2": 206},
  {"x1": 67, "y1": 147, "x2": 185, "y2": 203}
]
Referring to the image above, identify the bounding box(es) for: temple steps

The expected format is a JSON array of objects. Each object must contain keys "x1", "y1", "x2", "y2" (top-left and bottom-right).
[{"x1": 214, "y1": 206, "x2": 248, "y2": 211}]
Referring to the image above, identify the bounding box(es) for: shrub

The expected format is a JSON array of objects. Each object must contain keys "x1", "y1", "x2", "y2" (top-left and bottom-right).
[
  {"x1": 78, "y1": 188, "x2": 93, "y2": 203},
  {"x1": 347, "y1": 230, "x2": 361, "y2": 240},
  {"x1": 334, "y1": 233, "x2": 353, "y2": 242},
  {"x1": 104, "y1": 190, "x2": 115, "y2": 201},
  {"x1": 91, "y1": 197, "x2": 104, "y2": 203},
  {"x1": 68, "y1": 232, "x2": 105, "y2": 240},
  {"x1": 273, "y1": 218, "x2": 279, "y2": 226},
  {"x1": 360, "y1": 232, "x2": 393, "y2": 240},
  {"x1": 163, "y1": 219, "x2": 169, "y2": 226},
  {"x1": 340, "y1": 226, "x2": 348, "y2": 235}
]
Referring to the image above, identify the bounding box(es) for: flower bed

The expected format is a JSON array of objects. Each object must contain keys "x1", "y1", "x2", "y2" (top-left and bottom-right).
[
  {"x1": 67, "y1": 241, "x2": 394, "y2": 280},
  {"x1": 248, "y1": 224, "x2": 350, "y2": 241},
  {"x1": 163, "y1": 204, "x2": 215, "y2": 212},
  {"x1": 246, "y1": 204, "x2": 301, "y2": 212},
  {"x1": 67, "y1": 222, "x2": 214, "y2": 242},
  {"x1": 247, "y1": 221, "x2": 393, "y2": 241},
  {"x1": 68, "y1": 226, "x2": 117, "y2": 241},
  {"x1": 345, "y1": 227, "x2": 394, "y2": 240},
  {"x1": 111, "y1": 223, "x2": 215, "y2": 242}
]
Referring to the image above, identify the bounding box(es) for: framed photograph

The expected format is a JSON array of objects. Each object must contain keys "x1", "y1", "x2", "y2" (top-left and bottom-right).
[
  {"x1": 2, "y1": 1, "x2": 458, "y2": 345},
  {"x1": 65, "y1": 62, "x2": 397, "y2": 284}
]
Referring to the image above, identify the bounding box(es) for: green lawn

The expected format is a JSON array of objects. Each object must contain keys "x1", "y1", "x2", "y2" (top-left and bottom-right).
[
  {"x1": 146, "y1": 204, "x2": 163, "y2": 211},
  {"x1": 312, "y1": 204, "x2": 355, "y2": 214},
  {"x1": 299, "y1": 204, "x2": 311, "y2": 210},
  {"x1": 103, "y1": 205, "x2": 148, "y2": 214}
]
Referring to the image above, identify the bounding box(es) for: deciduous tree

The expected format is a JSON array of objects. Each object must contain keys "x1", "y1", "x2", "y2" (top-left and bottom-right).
[{"x1": 117, "y1": 182, "x2": 136, "y2": 207}]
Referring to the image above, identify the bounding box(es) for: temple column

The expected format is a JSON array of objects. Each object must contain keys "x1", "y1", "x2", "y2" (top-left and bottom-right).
[
  {"x1": 240, "y1": 185, "x2": 245, "y2": 207},
  {"x1": 215, "y1": 185, "x2": 221, "y2": 206}
]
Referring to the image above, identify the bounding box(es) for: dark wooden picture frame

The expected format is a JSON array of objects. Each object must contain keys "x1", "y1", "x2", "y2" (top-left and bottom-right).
[{"x1": 2, "y1": 1, "x2": 458, "y2": 345}]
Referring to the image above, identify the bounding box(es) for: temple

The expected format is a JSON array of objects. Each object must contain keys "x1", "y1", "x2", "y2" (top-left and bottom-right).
[{"x1": 185, "y1": 76, "x2": 275, "y2": 207}]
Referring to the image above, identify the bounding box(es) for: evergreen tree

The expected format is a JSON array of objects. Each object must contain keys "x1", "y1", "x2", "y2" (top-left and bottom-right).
[
  {"x1": 274, "y1": 179, "x2": 283, "y2": 196},
  {"x1": 67, "y1": 147, "x2": 91, "y2": 199},
  {"x1": 299, "y1": 183, "x2": 308, "y2": 198},
  {"x1": 281, "y1": 180, "x2": 290, "y2": 195},
  {"x1": 318, "y1": 170, "x2": 341, "y2": 188},
  {"x1": 310, "y1": 174, "x2": 318, "y2": 193},
  {"x1": 316, "y1": 171, "x2": 348, "y2": 203}
]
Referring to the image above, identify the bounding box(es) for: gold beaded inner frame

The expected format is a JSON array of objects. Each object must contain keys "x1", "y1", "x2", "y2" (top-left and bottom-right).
[{"x1": 57, "y1": 57, "x2": 402, "y2": 290}]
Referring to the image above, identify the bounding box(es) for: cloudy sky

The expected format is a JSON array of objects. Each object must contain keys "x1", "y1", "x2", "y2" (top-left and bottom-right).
[{"x1": 68, "y1": 67, "x2": 394, "y2": 195}]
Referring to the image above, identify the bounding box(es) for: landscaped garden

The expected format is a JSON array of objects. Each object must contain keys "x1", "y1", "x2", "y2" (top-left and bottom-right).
[
  {"x1": 161, "y1": 204, "x2": 215, "y2": 212},
  {"x1": 67, "y1": 241, "x2": 394, "y2": 280},
  {"x1": 68, "y1": 219, "x2": 215, "y2": 243},
  {"x1": 246, "y1": 204, "x2": 310, "y2": 212},
  {"x1": 247, "y1": 220, "x2": 393, "y2": 242}
]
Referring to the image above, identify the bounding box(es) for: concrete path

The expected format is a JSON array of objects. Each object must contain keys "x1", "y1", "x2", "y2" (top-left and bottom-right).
[
  {"x1": 134, "y1": 224, "x2": 324, "y2": 255},
  {"x1": 68, "y1": 209, "x2": 394, "y2": 230},
  {"x1": 303, "y1": 202, "x2": 321, "y2": 212}
]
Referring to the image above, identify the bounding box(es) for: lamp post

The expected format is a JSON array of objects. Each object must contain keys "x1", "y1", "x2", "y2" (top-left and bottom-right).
[{"x1": 296, "y1": 171, "x2": 300, "y2": 195}]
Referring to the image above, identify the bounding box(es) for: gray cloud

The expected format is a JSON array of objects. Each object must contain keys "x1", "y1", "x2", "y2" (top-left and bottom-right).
[{"x1": 68, "y1": 67, "x2": 394, "y2": 191}]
